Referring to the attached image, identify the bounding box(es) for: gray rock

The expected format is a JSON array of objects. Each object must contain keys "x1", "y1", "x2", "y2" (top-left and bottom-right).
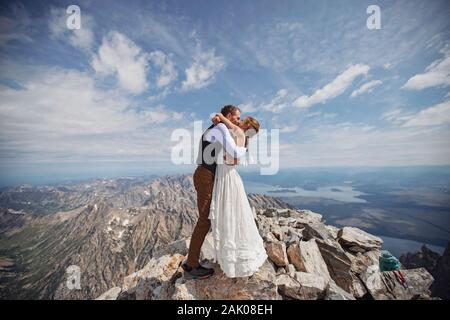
[
  {"x1": 119, "y1": 253, "x2": 185, "y2": 300},
  {"x1": 96, "y1": 286, "x2": 122, "y2": 300},
  {"x1": 276, "y1": 208, "x2": 292, "y2": 218},
  {"x1": 286, "y1": 234, "x2": 301, "y2": 246},
  {"x1": 347, "y1": 250, "x2": 380, "y2": 275},
  {"x1": 325, "y1": 280, "x2": 356, "y2": 300},
  {"x1": 277, "y1": 272, "x2": 328, "y2": 300},
  {"x1": 263, "y1": 208, "x2": 277, "y2": 217},
  {"x1": 278, "y1": 217, "x2": 298, "y2": 227},
  {"x1": 264, "y1": 231, "x2": 279, "y2": 243},
  {"x1": 338, "y1": 227, "x2": 383, "y2": 252},
  {"x1": 351, "y1": 273, "x2": 368, "y2": 298},
  {"x1": 286, "y1": 239, "x2": 331, "y2": 284},
  {"x1": 287, "y1": 226, "x2": 303, "y2": 238},
  {"x1": 316, "y1": 238, "x2": 354, "y2": 294},
  {"x1": 172, "y1": 259, "x2": 279, "y2": 300},
  {"x1": 265, "y1": 241, "x2": 289, "y2": 267},
  {"x1": 277, "y1": 267, "x2": 287, "y2": 275},
  {"x1": 271, "y1": 224, "x2": 284, "y2": 241},
  {"x1": 292, "y1": 209, "x2": 323, "y2": 223},
  {"x1": 300, "y1": 222, "x2": 334, "y2": 241},
  {"x1": 361, "y1": 267, "x2": 435, "y2": 300},
  {"x1": 325, "y1": 225, "x2": 340, "y2": 240},
  {"x1": 285, "y1": 264, "x2": 296, "y2": 274}
]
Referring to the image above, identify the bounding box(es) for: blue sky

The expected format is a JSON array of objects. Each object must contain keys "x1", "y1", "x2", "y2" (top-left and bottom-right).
[{"x1": 0, "y1": 0, "x2": 449, "y2": 184}]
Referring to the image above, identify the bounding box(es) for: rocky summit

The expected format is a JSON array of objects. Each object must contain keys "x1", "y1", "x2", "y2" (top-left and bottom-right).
[
  {"x1": 98, "y1": 207, "x2": 436, "y2": 300},
  {"x1": 0, "y1": 174, "x2": 440, "y2": 300},
  {"x1": 400, "y1": 244, "x2": 450, "y2": 299},
  {"x1": 0, "y1": 174, "x2": 291, "y2": 299}
]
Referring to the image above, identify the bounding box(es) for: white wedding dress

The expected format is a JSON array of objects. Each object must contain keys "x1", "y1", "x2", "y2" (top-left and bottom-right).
[{"x1": 208, "y1": 158, "x2": 268, "y2": 278}]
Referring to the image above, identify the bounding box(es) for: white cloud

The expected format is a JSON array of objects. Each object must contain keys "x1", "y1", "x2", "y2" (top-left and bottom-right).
[
  {"x1": 139, "y1": 104, "x2": 183, "y2": 124},
  {"x1": 306, "y1": 111, "x2": 322, "y2": 118},
  {"x1": 305, "y1": 111, "x2": 338, "y2": 119},
  {"x1": 293, "y1": 64, "x2": 370, "y2": 109},
  {"x1": 350, "y1": 80, "x2": 382, "y2": 98},
  {"x1": 237, "y1": 89, "x2": 290, "y2": 115},
  {"x1": 92, "y1": 31, "x2": 149, "y2": 94},
  {"x1": 279, "y1": 125, "x2": 299, "y2": 133},
  {"x1": 238, "y1": 103, "x2": 257, "y2": 113},
  {"x1": 148, "y1": 50, "x2": 178, "y2": 88},
  {"x1": 381, "y1": 101, "x2": 450, "y2": 127},
  {"x1": 147, "y1": 87, "x2": 171, "y2": 102},
  {"x1": 261, "y1": 89, "x2": 289, "y2": 113},
  {"x1": 279, "y1": 122, "x2": 450, "y2": 167},
  {"x1": 402, "y1": 52, "x2": 450, "y2": 90},
  {"x1": 181, "y1": 47, "x2": 225, "y2": 91},
  {"x1": 0, "y1": 63, "x2": 187, "y2": 163},
  {"x1": 49, "y1": 6, "x2": 95, "y2": 52},
  {"x1": 380, "y1": 108, "x2": 410, "y2": 125},
  {"x1": 402, "y1": 100, "x2": 450, "y2": 127},
  {"x1": 231, "y1": 1, "x2": 448, "y2": 77}
]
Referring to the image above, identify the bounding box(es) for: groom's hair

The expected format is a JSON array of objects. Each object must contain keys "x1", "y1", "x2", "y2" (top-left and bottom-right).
[{"x1": 221, "y1": 105, "x2": 240, "y2": 117}]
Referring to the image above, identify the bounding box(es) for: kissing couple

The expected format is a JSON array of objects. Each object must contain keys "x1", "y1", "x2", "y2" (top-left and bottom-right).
[{"x1": 181, "y1": 105, "x2": 268, "y2": 279}]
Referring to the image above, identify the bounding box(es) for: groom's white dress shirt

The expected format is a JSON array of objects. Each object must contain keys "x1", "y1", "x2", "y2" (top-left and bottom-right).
[{"x1": 203, "y1": 123, "x2": 247, "y2": 159}]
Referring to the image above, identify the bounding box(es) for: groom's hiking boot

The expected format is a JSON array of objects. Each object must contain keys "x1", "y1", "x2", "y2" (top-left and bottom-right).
[{"x1": 180, "y1": 261, "x2": 214, "y2": 280}]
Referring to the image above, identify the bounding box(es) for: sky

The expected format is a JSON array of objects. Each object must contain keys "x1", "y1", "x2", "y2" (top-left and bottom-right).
[{"x1": 0, "y1": 0, "x2": 450, "y2": 185}]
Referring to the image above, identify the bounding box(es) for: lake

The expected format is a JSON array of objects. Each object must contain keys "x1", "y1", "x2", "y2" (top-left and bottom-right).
[
  {"x1": 380, "y1": 236, "x2": 445, "y2": 257},
  {"x1": 244, "y1": 180, "x2": 368, "y2": 203},
  {"x1": 244, "y1": 180, "x2": 447, "y2": 257}
]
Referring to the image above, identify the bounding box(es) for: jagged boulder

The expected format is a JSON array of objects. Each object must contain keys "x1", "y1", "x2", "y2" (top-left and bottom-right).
[
  {"x1": 400, "y1": 245, "x2": 441, "y2": 271},
  {"x1": 285, "y1": 264, "x2": 296, "y2": 274},
  {"x1": 255, "y1": 215, "x2": 277, "y2": 241},
  {"x1": 400, "y1": 243, "x2": 450, "y2": 299},
  {"x1": 325, "y1": 225, "x2": 340, "y2": 240},
  {"x1": 286, "y1": 239, "x2": 331, "y2": 284},
  {"x1": 172, "y1": 259, "x2": 279, "y2": 300},
  {"x1": 270, "y1": 224, "x2": 285, "y2": 241},
  {"x1": 96, "y1": 287, "x2": 122, "y2": 300},
  {"x1": 347, "y1": 249, "x2": 380, "y2": 275},
  {"x1": 338, "y1": 227, "x2": 383, "y2": 252},
  {"x1": 277, "y1": 272, "x2": 328, "y2": 300},
  {"x1": 96, "y1": 253, "x2": 185, "y2": 300},
  {"x1": 325, "y1": 280, "x2": 356, "y2": 300},
  {"x1": 360, "y1": 266, "x2": 435, "y2": 300},
  {"x1": 296, "y1": 221, "x2": 334, "y2": 241},
  {"x1": 345, "y1": 249, "x2": 381, "y2": 298},
  {"x1": 278, "y1": 217, "x2": 299, "y2": 227},
  {"x1": 430, "y1": 244, "x2": 450, "y2": 299},
  {"x1": 265, "y1": 241, "x2": 289, "y2": 267},
  {"x1": 293, "y1": 209, "x2": 323, "y2": 224},
  {"x1": 97, "y1": 253, "x2": 280, "y2": 300},
  {"x1": 316, "y1": 238, "x2": 354, "y2": 294}
]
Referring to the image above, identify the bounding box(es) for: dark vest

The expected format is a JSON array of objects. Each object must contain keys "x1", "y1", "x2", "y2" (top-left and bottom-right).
[{"x1": 196, "y1": 124, "x2": 220, "y2": 174}]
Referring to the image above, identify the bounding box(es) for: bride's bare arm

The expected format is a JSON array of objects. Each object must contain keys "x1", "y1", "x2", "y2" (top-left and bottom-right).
[{"x1": 213, "y1": 113, "x2": 241, "y2": 131}]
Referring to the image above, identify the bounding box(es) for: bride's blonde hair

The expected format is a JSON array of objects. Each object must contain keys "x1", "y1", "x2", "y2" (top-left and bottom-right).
[
  {"x1": 243, "y1": 117, "x2": 260, "y2": 148},
  {"x1": 243, "y1": 116, "x2": 260, "y2": 135}
]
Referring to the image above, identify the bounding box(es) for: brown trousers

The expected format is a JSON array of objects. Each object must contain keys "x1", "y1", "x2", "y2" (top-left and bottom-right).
[{"x1": 186, "y1": 165, "x2": 215, "y2": 267}]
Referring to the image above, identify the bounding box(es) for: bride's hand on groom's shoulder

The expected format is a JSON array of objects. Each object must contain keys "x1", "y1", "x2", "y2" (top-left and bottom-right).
[{"x1": 212, "y1": 114, "x2": 221, "y2": 125}]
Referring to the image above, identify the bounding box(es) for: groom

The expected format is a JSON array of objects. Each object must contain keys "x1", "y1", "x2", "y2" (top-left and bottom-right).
[{"x1": 181, "y1": 105, "x2": 248, "y2": 279}]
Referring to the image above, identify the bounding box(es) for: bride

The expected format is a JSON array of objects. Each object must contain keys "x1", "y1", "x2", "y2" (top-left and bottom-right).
[{"x1": 208, "y1": 112, "x2": 268, "y2": 278}]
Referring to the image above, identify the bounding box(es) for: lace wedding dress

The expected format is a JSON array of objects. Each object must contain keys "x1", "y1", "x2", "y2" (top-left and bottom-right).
[{"x1": 208, "y1": 130, "x2": 268, "y2": 278}]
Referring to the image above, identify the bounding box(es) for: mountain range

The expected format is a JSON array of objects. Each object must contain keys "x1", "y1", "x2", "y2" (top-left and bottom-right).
[{"x1": 0, "y1": 174, "x2": 447, "y2": 299}]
